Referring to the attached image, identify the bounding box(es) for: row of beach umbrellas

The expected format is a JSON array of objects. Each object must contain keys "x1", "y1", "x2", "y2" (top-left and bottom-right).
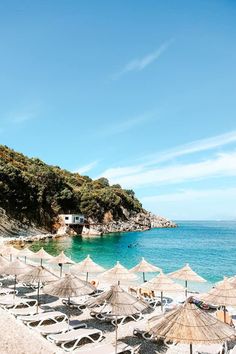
[
  {"x1": 0, "y1": 246, "x2": 235, "y2": 354},
  {"x1": 0, "y1": 245, "x2": 206, "y2": 287}
]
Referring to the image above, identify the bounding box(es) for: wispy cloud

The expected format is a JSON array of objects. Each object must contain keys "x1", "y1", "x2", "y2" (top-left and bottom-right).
[
  {"x1": 6, "y1": 102, "x2": 41, "y2": 124},
  {"x1": 112, "y1": 39, "x2": 173, "y2": 79},
  {"x1": 74, "y1": 160, "x2": 99, "y2": 175},
  {"x1": 99, "y1": 130, "x2": 236, "y2": 183},
  {"x1": 145, "y1": 130, "x2": 236, "y2": 165},
  {"x1": 96, "y1": 110, "x2": 158, "y2": 137},
  {"x1": 101, "y1": 151, "x2": 236, "y2": 188}
]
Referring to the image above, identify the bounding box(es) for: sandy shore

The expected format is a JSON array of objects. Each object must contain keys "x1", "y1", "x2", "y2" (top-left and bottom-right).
[{"x1": 0, "y1": 307, "x2": 57, "y2": 354}]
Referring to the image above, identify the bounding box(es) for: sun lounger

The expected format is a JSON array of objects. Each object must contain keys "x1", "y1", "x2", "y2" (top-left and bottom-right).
[
  {"x1": 73, "y1": 342, "x2": 139, "y2": 354},
  {"x1": 34, "y1": 319, "x2": 87, "y2": 336},
  {"x1": 0, "y1": 287, "x2": 18, "y2": 296},
  {"x1": 0, "y1": 296, "x2": 29, "y2": 308},
  {"x1": 18, "y1": 311, "x2": 63, "y2": 323},
  {"x1": 133, "y1": 322, "x2": 153, "y2": 340},
  {"x1": 10, "y1": 305, "x2": 39, "y2": 316},
  {"x1": 95, "y1": 311, "x2": 143, "y2": 326},
  {"x1": 47, "y1": 327, "x2": 103, "y2": 351},
  {"x1": 7, "y1": 299, "x2": 39, "y2": 316},
  {"x1": 25, "y1": 311, "x2": 68, "y2": 328},
  {"x1": 62, "y1": 297, "x2": 89, "y2": 310}
]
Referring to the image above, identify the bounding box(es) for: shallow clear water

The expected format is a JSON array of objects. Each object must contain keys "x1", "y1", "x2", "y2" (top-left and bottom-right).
[{"x1": 31, "y1": 221, "x2": 236, "y2": 291}]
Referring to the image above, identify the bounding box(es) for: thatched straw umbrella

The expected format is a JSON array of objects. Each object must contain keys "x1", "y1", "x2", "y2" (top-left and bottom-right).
[
  {"x1": 130, "y1": 257, "x2": 161, "y2": 282},
  {"x1": 17, "y1": 247, "x2": 36, "y2": 264},
  {"x1": 1, "y1": 260, "x2": 33, "y2": 297},
  {"x1": 34, "y1": 247, "x2": 53, "y2": 266},
  {"x1": 19, "y1": 266, "x2": 58, "y2": 312},
  {"x1": 48, "y1": 251, "x2": 74, "y2": 277},
  {"x1": 0, "y1": 245, "x2": 19, "y2": 261},
  {"x1": 148, "y1": 297, "x2": 236, "y2": 354},
  {"x1": 99, "y1": 261, "x2": 137, "y2": 285},
  {"x1": 168, "y1": 264, "x2": 206, "y2": 297},
  {"x1": 44, "y1": 273, "x2": 95, "y2": 324},
  {"x1": 87, "y1": 284, "x2": 149, "y2": 354},
  {"x1": 202, "y1": 277, "x2": 236, "y2": 323},
  {"x1": 142, "y1": 272, "x2": 184, "y2": 311},
  {"x1": 70, "y1": 255, "x2": 105, "y2": 282}
]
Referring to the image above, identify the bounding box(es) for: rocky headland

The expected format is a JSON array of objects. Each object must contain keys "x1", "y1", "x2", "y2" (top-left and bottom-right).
[{"x1": 0, "y1": 145, "x2": 176, "y2": 245}]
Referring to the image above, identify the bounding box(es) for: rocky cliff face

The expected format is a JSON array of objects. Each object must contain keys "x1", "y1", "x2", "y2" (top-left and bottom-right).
[
  {"x1": 81, "y1": 211, "x2": 176, "y2": 236},
  {"x1": 0, "y1": 208, "x2": 47, "y2": 238}
]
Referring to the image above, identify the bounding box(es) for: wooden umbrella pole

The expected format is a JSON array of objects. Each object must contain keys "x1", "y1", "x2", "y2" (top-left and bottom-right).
[
  {"x1": 13, "y1": 275, "x2": 17, "y2": 299},
  {"x1": 37, "y1": 281, "x2": 40, "y2": 313},
  {"x1": 224, "y1": 306, "x2": 226, "y2": 323},
  {"x1": 60, "y1": 264, "x2": 62, "y2": 277},
  {"x1": 40, "y1": 258, "x2": 43, "y2": 266},
  {"x1": 190, "y1": 343, "x2": 193, "y2": 354},
  {"x1": 25, "y1": 256, "x2": 27, "y2": 264},
  {"x1": 115, "y1": 315, "x2": 118, "y2": 354},
  {"x1": 185, "y1": 280, "x2": 188, "y2": 298},
  {"x1": 161, "y1": 291, "x2": 163, "y2": 312},
  {"x1": 68, "y1": 296, "x2": 71, "y2": 330},
  {"x1": 143, "y1": 272, "x2": 146, "y2": 283},
  {"x1": 86, "y1": 272, "x2": 88, "y2": 283}
]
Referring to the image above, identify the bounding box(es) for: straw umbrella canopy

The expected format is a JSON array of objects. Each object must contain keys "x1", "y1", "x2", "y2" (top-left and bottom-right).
[
  {"x1": 87, "y1": 284, "x2": 149, "y2": 354},
  {"x1": 202, "y1": 277, "x2": 236, "y2": 322},
  {"x1": 99, "y1": 261, "x2": 137, "y2": 285},
  {"x1": 19, "y1": 265, "x2": 58, "y2": 312},
  {"x1": 34, "y1": 247, "x2": 53, "y2": 266},
  {"x1": 48, "y1": 251, "x2": 75, "y2": 277},
  {"x1": 1, "y1": 259, "x2": 33, "y2": 296},
  {"x1": 148, "y1": 297, "x2": 236, "y2": 354},
  {"x1": 142, "y1": 272, "x2": 185, "y2": 311},
  {"x1": 130, "y1": 257, "x2": 161, "y2": 283},
  {"x1": 44, "y1": 273, "x2": 96, "y2": 323},
  {"x1": 168, "y1": 264, "x2": 206, "y2": 297},
  {"x1": 70, "y1": 255, "x2": 105, "y2": 282},
  {"x1": 0, "y1": 245, "x2": 19, "y2": 261},
  {"x1": 17, "y1": 247, "x2": 36, "y2": 264}
]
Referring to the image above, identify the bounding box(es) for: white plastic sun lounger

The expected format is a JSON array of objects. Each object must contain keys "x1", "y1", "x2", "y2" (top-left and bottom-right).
[
  {"x1": 7, "y1": 299, "x2": 39, "y2": 316},
  {"x1": 96, "y1": 311, "x2": 143, "y2": 326},
  {"x1": 10, "y1": 305, "x2": 39, "y2": 316},
  {"x1": 34, "y1": 319, "x2": 87, "y2": 336},
  {"x1": 62, "y1": 297, "x2": 90, "y2": 310},
  {"x1": 18, "y1": 311, "x2": 64, "y2": 323},
  {"x1": 73, "y1": 342, "x2": 139, "y2": 354},
  {"x1": 47, "y1": 327, "x2": 103, "y2": 351},
  {"x1": 4, "y1": 299, "x2": 38, "y2": 316},
  {"x1": 0, "y1": 287, "x2": 18, "y2": 296},
  {"x1": 0, "y1": 295, "x2": 22, "y2": 307}
]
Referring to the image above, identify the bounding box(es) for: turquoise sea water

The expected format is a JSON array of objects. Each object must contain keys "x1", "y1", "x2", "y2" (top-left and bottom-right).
[{"x1": 31, "y1": 221, "x2": 236, "y2": 291}]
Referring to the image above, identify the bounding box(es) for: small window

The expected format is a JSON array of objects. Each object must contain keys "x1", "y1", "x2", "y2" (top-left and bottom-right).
[
  {"x1": 65, "y1": 216, "x2": 69, "y2": 220},
  {"x1": 75, "y1": 216, "x2": 79, "y2": 220}
]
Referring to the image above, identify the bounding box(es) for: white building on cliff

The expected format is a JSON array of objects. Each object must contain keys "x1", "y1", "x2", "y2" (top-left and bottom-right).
[{"x1": 59, "y1": 214, "x2": 85, "y2": 225}]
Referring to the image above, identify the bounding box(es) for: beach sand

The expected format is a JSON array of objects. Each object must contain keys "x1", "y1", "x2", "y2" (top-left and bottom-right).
[{"x1": 0, "y1": 307, "x2": 57, "y2": 354}]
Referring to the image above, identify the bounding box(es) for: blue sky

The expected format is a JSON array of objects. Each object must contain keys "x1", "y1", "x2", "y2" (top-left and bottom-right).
[{"x1": 0, "y1": 0, "x2": 236, "y2": 220}]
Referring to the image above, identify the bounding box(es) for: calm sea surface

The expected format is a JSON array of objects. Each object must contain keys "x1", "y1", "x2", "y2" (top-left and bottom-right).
[{"x1": 31, "y1": 221, "x2": 236, "y2": 291}]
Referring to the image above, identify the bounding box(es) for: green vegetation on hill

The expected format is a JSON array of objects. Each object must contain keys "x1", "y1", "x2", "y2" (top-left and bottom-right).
[{"x1": 0, "y1": 145, "x2": 143, "y2": 230}]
